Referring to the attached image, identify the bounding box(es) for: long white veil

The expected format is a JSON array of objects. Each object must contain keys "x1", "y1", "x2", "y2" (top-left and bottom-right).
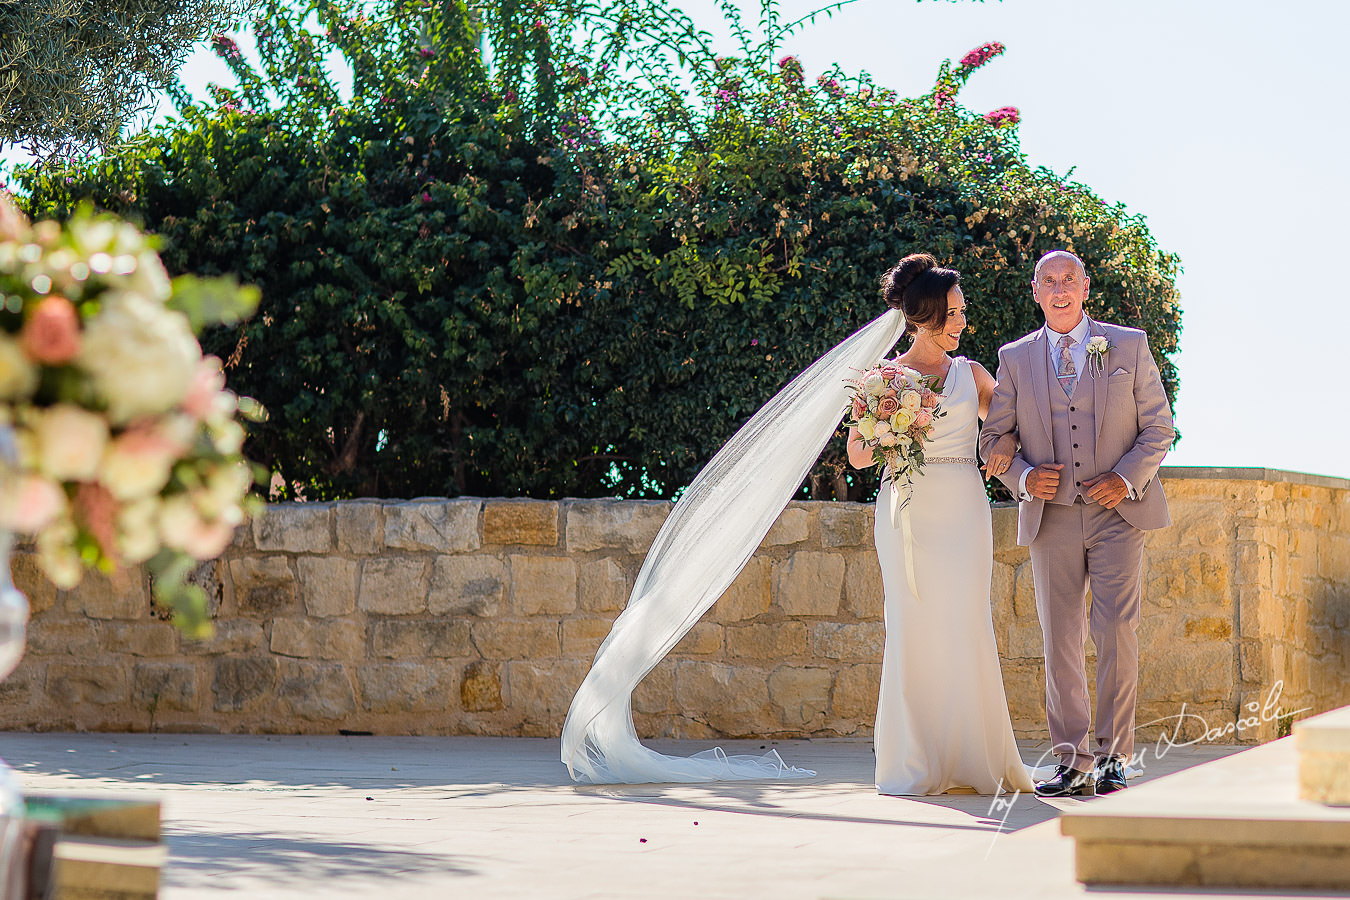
[{"x1": 561, "y1": 308, "x2": 906, "y2": 783}]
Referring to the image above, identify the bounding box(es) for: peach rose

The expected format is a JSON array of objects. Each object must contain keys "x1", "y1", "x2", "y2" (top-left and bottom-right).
[
  {"x1": 876, "y1": 396, "x2": 900, "y2": 419},
  {"x1": 851, "y1": 395, "x2": 867, "y2": 421},
  {"x1": 99, "y1": 424, "x2": 181, "y2": 500},
  {"x1": 0, "y1": 473, "x2": 67, "y2": 533},
  {"x1": 21, "y1": 295, "x2": 81, "y2": 364},
  {"x1": 920, "y1": 390, "x2": 939, "y2": 409},
  {"x1": 914, "y1": 409, "x2": 933, "y2": 429}
]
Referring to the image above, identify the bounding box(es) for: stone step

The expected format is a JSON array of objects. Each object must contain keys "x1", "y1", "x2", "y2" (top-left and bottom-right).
[
  {"x1": 48, "y1": 835, "x2": 165, "y2": 899},
  {"x1": 1060, "y1": 736, "x2": 1350, "y2": 891},
  {"x1": 1296, "y1": 704, "x2": 1350, "y2": 805}
]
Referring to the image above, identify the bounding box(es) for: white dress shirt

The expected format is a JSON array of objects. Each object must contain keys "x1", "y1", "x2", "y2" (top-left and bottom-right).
[{"x1": 1016, "y1": 316, "x2": 1136, "y2": 501}]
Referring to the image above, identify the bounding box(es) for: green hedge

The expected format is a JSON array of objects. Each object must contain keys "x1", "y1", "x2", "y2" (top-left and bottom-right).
[{"x1": 18, "y1": 1, "x2": 1181, "y2": 502}]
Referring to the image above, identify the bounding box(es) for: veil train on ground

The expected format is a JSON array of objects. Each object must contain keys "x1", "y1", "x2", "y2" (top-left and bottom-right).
[{"x1": 560, "y1": 309, "x2": 906, "y2": 784}]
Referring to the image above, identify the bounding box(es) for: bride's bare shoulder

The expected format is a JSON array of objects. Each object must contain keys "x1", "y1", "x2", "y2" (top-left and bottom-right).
[{"x1": 968, "y1": 359, "x2": 996, "y2": 389}]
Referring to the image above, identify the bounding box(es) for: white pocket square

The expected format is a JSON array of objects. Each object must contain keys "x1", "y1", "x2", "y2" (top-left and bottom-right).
[{"x1": 1110, "y1": 367, "x2": 1129, "y2": 376}]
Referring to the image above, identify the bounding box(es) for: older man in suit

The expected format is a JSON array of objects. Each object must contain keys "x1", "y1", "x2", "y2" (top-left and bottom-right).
[{"x1": 980, "y1": 250, "x2": 1174, "y2": 797}]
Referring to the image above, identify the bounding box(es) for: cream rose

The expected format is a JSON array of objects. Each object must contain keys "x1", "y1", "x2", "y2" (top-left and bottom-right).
[
  {"x1": 34, "y1": 404, "x2": 108, "y2": 481},
  {"x1": 116, "y1": 496, "x2": 163, "y2": 564},
  {"x1": 862, "y1": 373, "x2": 887, "y2": 395},
  {"x1": 78, "y1": 292, "x2": 201, "y2": 424},
  {"x1": 877, "y1": 431, "x2": 898, "y2": 447},
  {"x1": 873, "y1": 419, "x2": 892, "y2": 436},
  {"x1": 901, "y1": 390, "x2": 922, "y2": 412},
  {"x1": 100, "y1": 426, "x2": 180, "y2": 500},
  {"x1": 857, "y1": 416, "x2": 877, "y2": 440},
  {"x1": 0, "y1": 334, "x2": 38, "y2": 400},
  {"x1": 891, "y1": 408, "x2": 916, "y2": 431},
  {"x1": 159, "y1": 494, "x2": 234, "y2": 560}
]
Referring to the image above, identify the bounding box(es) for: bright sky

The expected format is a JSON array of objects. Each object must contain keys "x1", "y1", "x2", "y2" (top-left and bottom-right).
[{"x1": 8, "y1": 0, "x2": 1347, "y2": 479}]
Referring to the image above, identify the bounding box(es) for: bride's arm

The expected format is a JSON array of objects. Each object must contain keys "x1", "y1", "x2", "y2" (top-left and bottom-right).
[
  {"x1": 846, "y1": 426, "x2": 873, "y2": 469},
  {"x1": 970, "y1": 360, "x2": 998, "y2": 420},
  {"x1": 971, "y1": 360, "x2": 1018, "y2": 476}
]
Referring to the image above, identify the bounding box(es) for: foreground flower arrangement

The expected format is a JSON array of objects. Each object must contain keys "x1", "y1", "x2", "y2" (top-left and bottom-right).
[{"x1": 0, "y1": 194, "x2": 261, "y2": 635}]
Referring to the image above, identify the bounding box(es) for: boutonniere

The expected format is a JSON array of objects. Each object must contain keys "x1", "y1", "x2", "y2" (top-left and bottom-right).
[{"x1": 1085, "y1": 335, "x2": 1114, "y2": 375}]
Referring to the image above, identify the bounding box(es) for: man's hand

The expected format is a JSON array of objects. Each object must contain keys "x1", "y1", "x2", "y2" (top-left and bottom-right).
[
  {"x1": 984, "y1": 432, "x2": 1018, "y2": 478},
  {"x1": 1025, "y1": 464, "x2": 1064, "y2": 500},
  {"x1": 1082, "y1": 472, "x2": 1129, "y2": 509}
]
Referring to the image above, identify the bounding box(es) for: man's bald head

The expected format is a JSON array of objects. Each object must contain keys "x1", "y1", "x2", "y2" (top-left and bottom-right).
[{"x1": 1034, "y1": 250, "x2": 1086, "y2": 282}]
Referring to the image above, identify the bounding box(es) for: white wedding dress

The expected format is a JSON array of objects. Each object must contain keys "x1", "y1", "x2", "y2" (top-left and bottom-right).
[{"x1": 873, "y1": 356, "x2": 1036, "y2": 795}]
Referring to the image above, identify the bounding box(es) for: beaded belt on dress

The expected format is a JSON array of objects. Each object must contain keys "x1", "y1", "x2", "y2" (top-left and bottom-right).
[{"x1": 926, "y1": 456, "x2": 977, "y2": 465}]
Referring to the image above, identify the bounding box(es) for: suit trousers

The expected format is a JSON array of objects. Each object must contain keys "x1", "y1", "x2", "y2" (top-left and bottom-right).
[{"x1": 1030, "y1": 498, "x2": 1146, "y2": 773}]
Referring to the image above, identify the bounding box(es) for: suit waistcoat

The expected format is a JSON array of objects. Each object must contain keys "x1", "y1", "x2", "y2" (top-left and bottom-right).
[{"x1": 1046, "y1": 348, "x2": 1095, "y2": 506}]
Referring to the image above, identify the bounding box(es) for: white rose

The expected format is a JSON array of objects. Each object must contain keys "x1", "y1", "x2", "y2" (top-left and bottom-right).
[
  {"x1": 34, "y1": 404, "x2": 108, "y2": 481},
  {"x1": 124, "y1": 251, "x2": 172, "y2": 303},
  {"x1": 862, "y1": 373, "x2": 886, "y2": 395},
  {"x1": 77, "y1": 292, "x2": 201, "y2": 423},
  {"x1": 0, "y1": 334, "x2": 38, "y2": 400}
]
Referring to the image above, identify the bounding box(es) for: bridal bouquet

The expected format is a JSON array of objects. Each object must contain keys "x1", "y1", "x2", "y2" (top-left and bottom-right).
[
  {"x1": 0, "y1": 195, "x2": 262, "y2": 635},
  {"x1": 845, "y1": 359, "x2": 944, "y2": 487}
]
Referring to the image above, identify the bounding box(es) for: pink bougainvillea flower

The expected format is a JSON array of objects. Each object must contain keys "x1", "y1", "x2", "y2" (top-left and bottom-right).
[
  {"x1": 983, "y1": 106, "x2": 1020, "y2": 127},
  {"x1": 960, "y1": 41, "x2": 1006, "y2": 70}
]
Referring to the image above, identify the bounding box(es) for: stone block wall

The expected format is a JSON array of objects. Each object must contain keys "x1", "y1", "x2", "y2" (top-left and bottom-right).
[{"x1": 3, "y1": 468, "x2": 1346, "y2": 742}]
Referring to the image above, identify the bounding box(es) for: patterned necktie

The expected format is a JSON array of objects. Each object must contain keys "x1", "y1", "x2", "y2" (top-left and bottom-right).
[{"x1": 1057, "y1": 334, "x2": 1077, "y2": 397}]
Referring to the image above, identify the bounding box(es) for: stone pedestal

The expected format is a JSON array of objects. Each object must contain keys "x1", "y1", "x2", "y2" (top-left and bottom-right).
[
  {"x1": 1295, "y1": 704, "x2": 1350, "y2": 806},
  {"x1": 23, "y1": 796, "x2": 163, "y2": 899},
  {"x1": 1061, "y1": 738, "x2": 1350, "y2": 890}
]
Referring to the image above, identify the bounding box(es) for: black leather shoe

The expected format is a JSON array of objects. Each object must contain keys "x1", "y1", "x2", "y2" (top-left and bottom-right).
[
  {"x1": 1034, "y1": 764, "x2": 1096, "y2": 798},
  {"x1": 1095, "y1": 757, "x2": 1127, "y2": 794}
]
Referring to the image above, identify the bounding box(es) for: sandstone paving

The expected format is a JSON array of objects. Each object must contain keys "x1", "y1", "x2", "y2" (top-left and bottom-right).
[{"x1": 5, "y1": 733, "x2": 1342, "y2": 899}]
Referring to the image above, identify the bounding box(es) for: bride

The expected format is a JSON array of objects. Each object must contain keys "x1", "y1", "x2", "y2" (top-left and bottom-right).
[
  {"x1": 561, "y1": 253, "x2": 1031, "y2": 792},
  {"x1": 849, "y1": 254, "x2": 1034, "y2": 795}
]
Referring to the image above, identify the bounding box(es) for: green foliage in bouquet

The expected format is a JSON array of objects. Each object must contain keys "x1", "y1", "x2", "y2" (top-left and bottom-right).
[
  {"x1": 16, "y1": 0, "x2": 1181, "y2": 503},
  {"x1": 0, "y1": 196, "x2": 262, "y2": 636}
]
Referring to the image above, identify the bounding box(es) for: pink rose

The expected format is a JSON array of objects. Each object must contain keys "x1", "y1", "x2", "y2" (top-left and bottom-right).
[
  {"x1": 182, "y1": 357, "x2": 227, "y2": 420},
  {"x1": 920, "y1": 390, "x2": 939, "y2": 409},
  {"x1": 879, "y1": 363, "x2": 901, "y2": 381},
  {"x1": 22, "y1": 295, "x2": 82, "y2": 364},
  {"x1": 74, "y1": 482, "x2": 118, "y2": 561},
  {"x1": 851, "y1": 396, "x2": 867, "y2": 420},
  {"x1": 876, "y1": 396, "x2": 900, "y2": 419},
  {"x1": 914, "y1": 410, "x2": 933, "y2": 429}
]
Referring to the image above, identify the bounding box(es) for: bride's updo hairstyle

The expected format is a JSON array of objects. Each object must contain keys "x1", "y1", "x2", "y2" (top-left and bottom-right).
[{"x1": 881, "y1": 253, "x2": 961, "y2": 340}]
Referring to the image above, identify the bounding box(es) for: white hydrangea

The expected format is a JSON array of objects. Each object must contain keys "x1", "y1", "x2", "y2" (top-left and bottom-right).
[{"x1": 78, "y1": 292, "x2": 201, "y2": 423}]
